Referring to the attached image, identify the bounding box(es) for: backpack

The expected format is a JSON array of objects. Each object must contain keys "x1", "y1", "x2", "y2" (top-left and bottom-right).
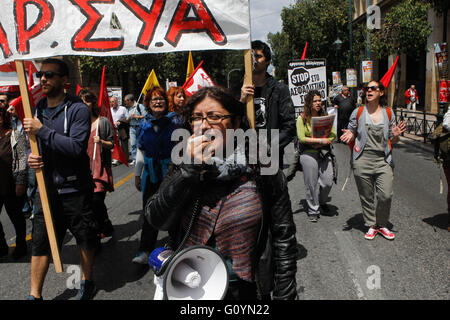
[{"x1": 430, "y1": 123, "x2": 450, "y2": 164}]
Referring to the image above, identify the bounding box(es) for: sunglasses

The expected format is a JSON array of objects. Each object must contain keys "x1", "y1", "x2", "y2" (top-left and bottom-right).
[
  {"x1": 364, "y1": 85, "x2": 379, "y2": 92},
  {"x1": 0, "y1": 99, "x2": 6, "y2": 104},
  {"x1": 35, "y1": 71, "x2": 63, "y2": 79}
]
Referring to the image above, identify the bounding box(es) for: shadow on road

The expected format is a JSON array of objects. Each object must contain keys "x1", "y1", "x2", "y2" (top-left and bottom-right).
[
  {"x1": 422, "y1": 213, "x2": 448, "y2": 230},
  {"x1": 343, "y1": 213, "x2": 395, "y2": 233},
  {"x1": 296, "y1": 243, "x2": 307, "y2": 261},
  {"x1": 343, "y1": 213, "x2": 366, "y2": 233}
]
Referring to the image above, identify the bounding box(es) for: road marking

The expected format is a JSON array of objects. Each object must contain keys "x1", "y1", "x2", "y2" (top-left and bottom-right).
[
  {"x1": 7, "y1": 170, "x2": 135, "y2": 246},
  {"x1": 112, "y1": 172, "x2": 135, "y2": 190},
  {"x1": 334, "y1": 231, "x2": 385, "y2": 300}
]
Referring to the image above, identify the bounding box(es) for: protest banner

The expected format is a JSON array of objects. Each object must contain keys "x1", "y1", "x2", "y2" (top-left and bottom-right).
[
  {"x1": 362, "y1": 60, "x2": 373, "y2": 83},
  {"x1": 311, "y1": 114, "x2": 335, "y2": 138},
  {"x1": 288, "y1": 59, "x2": 327, "y2": 118},
  {"x1": 107, "y1": 86, "x2": 123, "y2": 105},
  {"x1": 434, "y1": 43, "x2": 448, "y2": 81},
  {"x1": 0, "y1": 0, "x2": 250, "y2": 64},
  {"x1": 332, "y1": 71, "x2": 341, "y2": 85},
  {"x1": 346, "y1": 68, "x2": 357, "y2": 88}
]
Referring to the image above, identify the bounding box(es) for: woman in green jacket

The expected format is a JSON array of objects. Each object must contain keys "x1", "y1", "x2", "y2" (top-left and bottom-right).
[{"x1": 297, "y1": 90, "x2": 336, "y2": 222}]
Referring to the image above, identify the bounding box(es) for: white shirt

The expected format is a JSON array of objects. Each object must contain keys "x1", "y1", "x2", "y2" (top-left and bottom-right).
[{"x1": 111, "y1": 105, "x2": 129, "y2": 127}]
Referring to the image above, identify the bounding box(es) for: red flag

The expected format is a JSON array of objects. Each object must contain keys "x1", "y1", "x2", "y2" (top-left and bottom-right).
[
  {"x1": 0, "y1": 61, "x2": 38, "y2": 73},
  {"x1": 182, "y1": 61, "x2": 215, "y2": 97},
  {"x1": 98, "y1": 66, "x2": 129, "y2": 166},
  {"x1": 9, "y1": 64, "x2": 43, "y2": 122},
  {"x1": 301, "y1": 42, "x2": 308, "y2": 60},
  {"x1": 380, "y1": 56, "x2": 399, "y2": 89},
  {"x1": 76, "y1": 84, "x2": 82, "y2": 95}
]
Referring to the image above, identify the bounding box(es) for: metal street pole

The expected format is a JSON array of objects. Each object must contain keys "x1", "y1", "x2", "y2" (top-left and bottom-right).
[{"x1": 227, "y1": 68, "x2": 241, "y2": 88}]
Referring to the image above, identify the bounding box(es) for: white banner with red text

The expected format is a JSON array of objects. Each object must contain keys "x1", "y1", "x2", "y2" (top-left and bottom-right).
[{"x1": 0, "y1": 0, "x2": 251, "y2": 64}]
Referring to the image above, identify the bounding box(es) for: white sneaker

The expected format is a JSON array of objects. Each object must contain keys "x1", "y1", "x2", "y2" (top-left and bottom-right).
[
  {"x1": 132, "y1": 251, "x2": 149, "y2": 264},
  {"x1": 129, "y1": 160, "x2": 135, "y2": 166}
]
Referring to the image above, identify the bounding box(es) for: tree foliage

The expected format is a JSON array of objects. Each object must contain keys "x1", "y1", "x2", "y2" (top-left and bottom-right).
[
  {"x1": 75, "y1": 50, "x2": 245, "y2": 98},
  {"x1": 370, "y1": 0, "x2": 432, "y2": 59},
  {"x1": 268, "y1": 0, "x2": 352, "y2": 82}
]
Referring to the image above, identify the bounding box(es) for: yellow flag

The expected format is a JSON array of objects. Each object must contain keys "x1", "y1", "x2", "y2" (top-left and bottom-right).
[
  {"x1": 186, "y1": 51, "x2": 195, "y2": 81},
  {"x1": 141, "y1": 69, "x2": 160, "y2": 95}
]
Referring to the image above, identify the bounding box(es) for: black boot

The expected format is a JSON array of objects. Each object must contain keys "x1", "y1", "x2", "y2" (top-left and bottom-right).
[
  {"x1": 0, "y1": 238, "x2": 9, "y2": 258},
  {"x1": 12, "y1": 241, "x2": 27, "y2": 260}
]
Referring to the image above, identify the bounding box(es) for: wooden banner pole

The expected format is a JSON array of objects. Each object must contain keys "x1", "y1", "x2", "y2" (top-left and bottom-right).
[
  {"x1": 15, "y1": 60, "x2": 63, "y2": 273},
  {"x1": 244, "y1": 49, "x2": 255, "y2": 129}
]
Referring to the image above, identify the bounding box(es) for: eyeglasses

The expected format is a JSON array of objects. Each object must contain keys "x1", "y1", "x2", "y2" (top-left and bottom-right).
[
  {"x1": 151, "y1": 97, "x2": 165, "y2": 103},
  {"x1": 35, "y1": 71, "x2": 63, "y2": 79},
  {"x1": 364, "y1": 85, "x2": 379, "y2": 92},
  {"x1": 190, "y1": 113, "x2": 234, "y2": 125}
]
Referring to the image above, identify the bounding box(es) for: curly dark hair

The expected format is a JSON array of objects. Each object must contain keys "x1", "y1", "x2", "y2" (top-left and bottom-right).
[
  {"x1": 78, "y1": 89, "x2": 100, "y2": 117},
  {"x1": 182, "y1": 86, "x2": 249, "y2": 132},
  {"x1": 364, "y1": 80, "x2": 387, "y2": 107}
]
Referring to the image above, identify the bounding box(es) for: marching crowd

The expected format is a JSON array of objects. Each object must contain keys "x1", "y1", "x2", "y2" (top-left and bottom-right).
[{"x1": 0, "y1": 40, "x2": 410, "y2": 300}]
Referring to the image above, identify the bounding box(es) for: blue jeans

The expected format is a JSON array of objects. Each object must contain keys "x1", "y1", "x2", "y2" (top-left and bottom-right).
[
  {"x1": 130, "y1": 126, "x2": 138, "y2": 161},
  {"x1": 22, "y1": 167, "x2": 37, "y2": 214}
]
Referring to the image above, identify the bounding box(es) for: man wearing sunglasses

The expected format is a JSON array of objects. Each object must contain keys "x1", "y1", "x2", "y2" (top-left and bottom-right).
[{"x1": 23, "y1": 58, "x2": 98, "y2": 300}]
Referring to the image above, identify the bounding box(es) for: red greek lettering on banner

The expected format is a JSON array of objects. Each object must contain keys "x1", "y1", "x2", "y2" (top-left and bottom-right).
[
  {"x1": 165, "y1": 0, "x2": 227, "y2": 47},
  {"x1": 120, "y1": 0, "x2": 165, "y2": 50},
  {"x1": 0, "y1": 23, "x2": 11, "y2": 59},
  {"x1": 14, "y1": 0, "x2": 55, "y2": 55},
  {"x1": 69, "y1": 0, "x2": 124, "y2": 52}
]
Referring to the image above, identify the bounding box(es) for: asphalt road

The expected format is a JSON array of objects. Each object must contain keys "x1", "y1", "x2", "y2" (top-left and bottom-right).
[{"x1": 0, "y1": 139, "x2": 448, "y2": 301}]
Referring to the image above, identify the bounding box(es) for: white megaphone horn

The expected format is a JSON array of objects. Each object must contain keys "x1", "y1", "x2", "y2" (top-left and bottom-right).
[{"x1": 149, "y1": 245, "x2": 229, "y2": 300}]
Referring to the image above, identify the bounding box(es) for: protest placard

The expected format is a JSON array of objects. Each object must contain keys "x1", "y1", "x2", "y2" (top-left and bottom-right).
[
  {"x1": 0, "y1": 0, "x2": 250, "y2": 64},
  {"x1": 311, "y1": 114, "x2": 335, "y2": 138},
  {"x1": 288, "y1": 59, "x2": 327, "y2": 118}
]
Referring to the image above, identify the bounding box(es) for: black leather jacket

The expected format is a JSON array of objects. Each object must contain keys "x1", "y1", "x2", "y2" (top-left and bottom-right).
[{"x1": 145, "y1": 163, "x2": 298, "y2": 300}]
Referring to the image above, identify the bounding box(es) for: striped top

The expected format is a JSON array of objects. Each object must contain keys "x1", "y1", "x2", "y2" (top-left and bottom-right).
[{"x1": 184, "y1": 180, "x2": 263, "y2": 282}]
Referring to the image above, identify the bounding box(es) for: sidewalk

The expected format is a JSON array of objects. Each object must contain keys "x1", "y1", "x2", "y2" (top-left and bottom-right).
[
  {"x1": 399, "y1": 132, "x2": 434, "y2": 154},
  {"x1": 395, "y1": 107, "x2": 437, "y2": 154}
]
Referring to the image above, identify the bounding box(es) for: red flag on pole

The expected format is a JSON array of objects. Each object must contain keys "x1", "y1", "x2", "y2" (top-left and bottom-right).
[
  {"x1": 182, "y1": 61, "x2": 215, "y2": 97},
  {"x1": 9, "y1": 64, "x2": 43, "y2": 122},
  {"x1": 380, "y1": 56, "x2": 399, "y2": 89},
  {"x1": 301, "y1": 42, "x2": 308, "y2": 60},
  {"x1": 98, "y1": 66, "x2": 129, "y2": 166}
]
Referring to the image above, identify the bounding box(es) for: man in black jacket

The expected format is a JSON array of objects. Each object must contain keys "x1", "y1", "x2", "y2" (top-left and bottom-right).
[{"x1": 238, "y1": 40, "x2": 296, "y2": 169}]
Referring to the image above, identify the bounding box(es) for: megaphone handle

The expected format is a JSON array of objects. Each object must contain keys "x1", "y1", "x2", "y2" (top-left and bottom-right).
[{"x1": 155, "y1": 196, "x2": 202, "y2": 277}]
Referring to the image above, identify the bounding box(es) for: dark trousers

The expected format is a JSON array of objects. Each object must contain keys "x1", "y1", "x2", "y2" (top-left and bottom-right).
[
  {"x1": 224, "y1": 280, "x2": 258, "y2": 300},
  {"x1": 92, "y1": 191, "x2": 112, "y2": 233},
  {"x1": 444, "y1": 163, "x2": 450, "y2": 216},
  {"x1": 119, "y1": 138, "x2": 129, "y2": 162},
  {"x1": 0, "y1": 194, "x2": 26, "y2": 247},
  {"x1": 337, "y1": 118, "x2": 350, "y2": 141},
  {"x1": 138, "y1": 181, "x2": 161, "y2": 252}
]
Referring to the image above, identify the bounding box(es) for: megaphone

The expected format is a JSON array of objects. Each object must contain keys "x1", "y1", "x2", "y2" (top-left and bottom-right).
[{"x1": 149, "y1": 245, "x2": 229, "y2": 300}]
